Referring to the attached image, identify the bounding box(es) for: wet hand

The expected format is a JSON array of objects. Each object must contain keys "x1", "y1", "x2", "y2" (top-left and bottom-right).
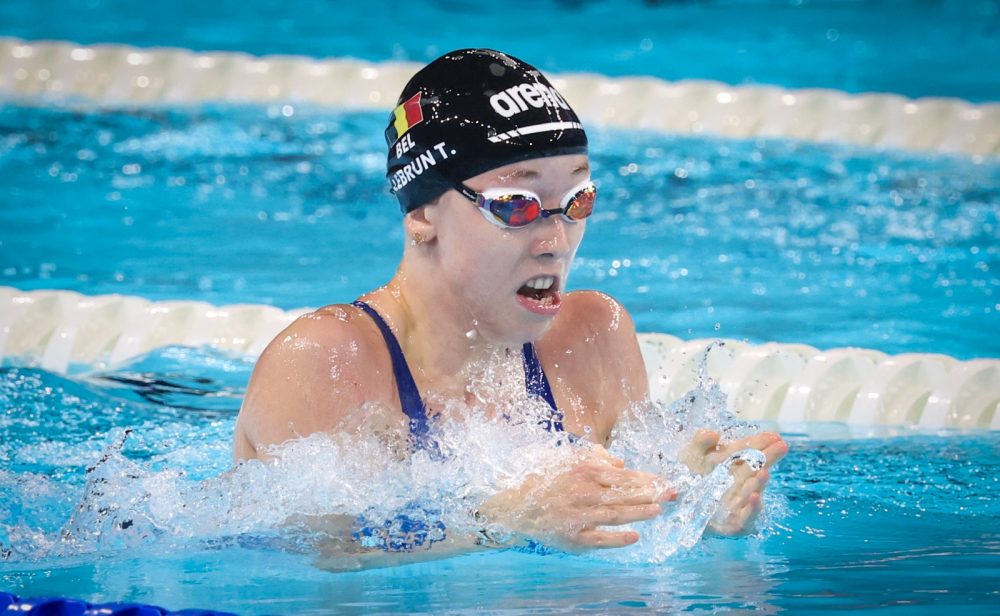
[
  {"x1": 681, "y1": 428, "x2": 788, "y2": 536},
  {"x1": 479, "y1": 446, "x2": 677, "y2": 552}
]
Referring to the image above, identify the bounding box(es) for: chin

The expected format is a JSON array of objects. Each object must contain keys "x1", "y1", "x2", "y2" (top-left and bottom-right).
[{"x1": 512, "y1": 314, "x2": 556, "y2": 346}]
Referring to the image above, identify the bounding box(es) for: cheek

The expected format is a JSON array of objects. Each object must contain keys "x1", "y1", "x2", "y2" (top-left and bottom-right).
[
  {"x1": 462, "y1": 238, "x2": 519, "y2": 292},
  {"x1": 566, "y1": 223, "x2": 586, "y2": 258},
  {"x1": 438, "y1": 224, "x2": 518, "y2": 292}
]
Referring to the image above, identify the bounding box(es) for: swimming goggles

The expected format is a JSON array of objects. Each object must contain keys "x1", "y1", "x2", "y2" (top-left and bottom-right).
[{"x1": 450, "y1": 179, "x2": 597, "y2": 228}]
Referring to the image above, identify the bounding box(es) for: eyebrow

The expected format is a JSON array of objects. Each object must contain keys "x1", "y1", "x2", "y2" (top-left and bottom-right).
[{"x1": 501, "y1": 163, "x2": 590, "y2": 180}]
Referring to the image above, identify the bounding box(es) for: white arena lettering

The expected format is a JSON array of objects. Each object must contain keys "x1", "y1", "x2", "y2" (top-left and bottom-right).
[
  {"x1": 518, "y1": 83, "x2": 545, "y2": 108},
  {"x1": 489, "y1": 83, "x2": 570, "y2": 118},
  {"x1": 490, "y1": 91, "x2": 519, "y2": 117}
]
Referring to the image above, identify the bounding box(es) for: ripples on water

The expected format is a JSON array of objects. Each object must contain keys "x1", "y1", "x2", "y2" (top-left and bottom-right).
[
  {"x1": 1, "y1": 345, "x2": 761, "y2": 565},
  {"x1": 1, "y1": 347, "x2": 997, "y2": 610},
  {"x1": 1, "y1": 103, "x2": 997, "y2": 357}
]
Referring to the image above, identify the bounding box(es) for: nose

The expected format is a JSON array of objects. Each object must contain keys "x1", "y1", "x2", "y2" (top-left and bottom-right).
[{"x1": 530, "y1": 213, "x2": 573, "y2": 259}]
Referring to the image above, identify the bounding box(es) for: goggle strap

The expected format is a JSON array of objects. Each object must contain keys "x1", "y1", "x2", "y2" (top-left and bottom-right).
[{"x1": 453, "y1": 182, "x2": 481, "y2": 204}]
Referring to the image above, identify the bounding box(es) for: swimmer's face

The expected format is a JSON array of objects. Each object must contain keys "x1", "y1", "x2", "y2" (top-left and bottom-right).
[{"x1": 430, "y1": 154, "x2": 590, "y2": 343}]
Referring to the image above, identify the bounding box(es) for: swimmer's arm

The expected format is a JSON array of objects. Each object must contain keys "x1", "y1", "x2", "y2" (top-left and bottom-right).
[
  {"x1": 311, "y1": 529, "x2": 490, "y2": 572},
  {"x1": 312, "y1": 448, "x2": 676, "y2": 570},
  {"x1": 233, "y1": 311, "x2": 373, "y2": 462},
  {"x1": 565, "y1": 293, "x2": 789, "y2": 536}
]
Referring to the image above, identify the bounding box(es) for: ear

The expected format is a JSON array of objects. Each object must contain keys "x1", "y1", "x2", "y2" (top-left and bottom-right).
[{"x1": 404, "y1": 202, "x2": 439, "y2": 243}]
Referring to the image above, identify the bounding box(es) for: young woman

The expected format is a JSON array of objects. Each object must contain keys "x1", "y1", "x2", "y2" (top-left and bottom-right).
[{"x1": 233, "y1": 49, "x2": 787, "y2": 555}]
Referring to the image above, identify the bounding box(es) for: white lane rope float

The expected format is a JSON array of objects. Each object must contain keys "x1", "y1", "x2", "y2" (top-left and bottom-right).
[
  {"x1": 1, "y1": 287, "x2": 996, "y2": 430},
  {"x1": 1, "y1": 40, "x2": 996, "y2": 430},
  {"x1": 0, "y1": 37, "x2": 996, "y2": 156}
]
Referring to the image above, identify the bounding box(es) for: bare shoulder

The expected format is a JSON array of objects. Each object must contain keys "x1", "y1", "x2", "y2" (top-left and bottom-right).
[
  {"x1": 539, "y1": 291, "x2": 649, "y2": 440},
  {"x1": 555, "y1": 290, "x2": 639, "y2": 349},
  {"x1": 233, "y1": 304, "x2": 391, "y2": 461}
]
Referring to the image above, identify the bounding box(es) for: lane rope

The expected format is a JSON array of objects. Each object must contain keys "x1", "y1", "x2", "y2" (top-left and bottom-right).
[
  {"x1": 1, "y1": 286, "x2": 995, "y2": 429},
  {"x1": 1, "y1": 37, "x2": 996, "y2": 156}
]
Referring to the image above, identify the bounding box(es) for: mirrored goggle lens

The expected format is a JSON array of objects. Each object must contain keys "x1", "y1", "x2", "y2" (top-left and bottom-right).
[
  {"x1": 481, "y1": 195, "x2": 542, "y2": 227},
  {"x1": 564, "y1": 186, "x2": 596, "y2": 221}
]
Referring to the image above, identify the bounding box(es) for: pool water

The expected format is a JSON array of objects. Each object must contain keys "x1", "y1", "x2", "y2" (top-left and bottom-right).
[
  {"x1": 1, "y1": 0, "x2": 998, "y2": 613},
  {"x1": 1, "y1": 0, "x2": 998, "y2": 102},
  {"x1": 1, "y1": 104, "x2": 997, "y2": 359},
  {"x1": 1, "y1": 352, "x2": 998, "y2": 613}
]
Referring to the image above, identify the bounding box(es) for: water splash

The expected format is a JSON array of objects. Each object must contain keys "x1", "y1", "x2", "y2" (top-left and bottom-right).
[
  {"x1": 2, "y1": 342, "x2": 777, "y2": 566},
  {"x1": 603, "y1": 340, "x2": 774, "y2": 563}
]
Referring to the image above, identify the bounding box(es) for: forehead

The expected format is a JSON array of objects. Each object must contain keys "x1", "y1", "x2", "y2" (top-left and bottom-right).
[{"x1": 471, "y1": 154, "x2": 590, "y2": 185}]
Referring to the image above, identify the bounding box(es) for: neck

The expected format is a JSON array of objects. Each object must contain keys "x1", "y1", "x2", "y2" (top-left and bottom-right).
[{"x1": 363, "y1": 253, "x2": 519, "y2": 386}]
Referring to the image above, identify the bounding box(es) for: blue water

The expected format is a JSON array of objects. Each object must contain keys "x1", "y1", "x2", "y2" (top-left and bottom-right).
[
  {"x1": 1, "y1": 0, "x2": 999, "y2": 102},
  {"x1": 1, "y1": 356, "x2": 998, "y2": 614},
  {"x1": 2, "y1": 1, "x2": 999, "y2": 614},
  {"x1": 1, "y1": 103, "x2": 998, "y2": 359}
]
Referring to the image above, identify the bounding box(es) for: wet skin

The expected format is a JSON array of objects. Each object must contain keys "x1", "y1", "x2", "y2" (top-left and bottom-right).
[{"x1": 233, "y1": 154, "x2": 788, "y2": 553}]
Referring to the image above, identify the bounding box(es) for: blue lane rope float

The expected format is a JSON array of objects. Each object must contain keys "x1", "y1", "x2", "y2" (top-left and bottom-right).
[{"x1": 0, "y1": 592, "x2": 237, "y2": 615}]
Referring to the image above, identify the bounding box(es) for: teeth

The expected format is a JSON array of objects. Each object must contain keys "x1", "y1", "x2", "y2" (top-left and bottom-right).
[{"x1": 525, "y1": 276, "x2": 555, "y2": 290}]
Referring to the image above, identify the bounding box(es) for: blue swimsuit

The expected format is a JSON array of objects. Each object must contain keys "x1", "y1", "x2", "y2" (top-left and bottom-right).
[
  {"x1": 351, "y1": 300, "x2": 566, "y2": 552},
  {"x1": 352, "y1": 300, "x2": 565, "y2": 442}
]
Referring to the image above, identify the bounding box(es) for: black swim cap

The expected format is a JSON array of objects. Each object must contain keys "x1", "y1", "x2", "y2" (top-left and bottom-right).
[{"x1": 385, "y1": 49, "x2": 589, "y2": 214}]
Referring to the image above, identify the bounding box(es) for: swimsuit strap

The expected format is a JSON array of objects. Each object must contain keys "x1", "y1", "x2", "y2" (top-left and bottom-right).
[
  {"x1": 353, "y1": 301, "x2": 564, "y2": 436},
  {"x1": 522, "y1": 342, "x2": 565, "y2": 432},
  {"x1": 352, "y1": 301, "x2": 431, "y2": 439}
]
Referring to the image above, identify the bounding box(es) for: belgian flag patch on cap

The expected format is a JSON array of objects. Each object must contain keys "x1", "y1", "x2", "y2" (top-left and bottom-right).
[{"x1": 385, "y1": 92, "x2": 424, "y2": 145}]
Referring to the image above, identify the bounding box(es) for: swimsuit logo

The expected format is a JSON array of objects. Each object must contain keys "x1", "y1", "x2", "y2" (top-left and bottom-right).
[
  {"x1": 489, "y1": 82, "x2": 571, "y2": 118},
  {"x1": 385, "y1": 92, "x2": 424, "y2": 146}
]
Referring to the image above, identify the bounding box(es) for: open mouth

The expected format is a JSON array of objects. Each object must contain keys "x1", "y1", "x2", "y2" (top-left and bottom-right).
[{"x1": 516, "y1": 275, "x2": 562, "y2": 313}]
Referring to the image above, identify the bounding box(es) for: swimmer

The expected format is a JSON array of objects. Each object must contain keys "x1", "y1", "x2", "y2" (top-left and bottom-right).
[{"x1": 233, "y1": 49, "x2": 788, "y2": 558}]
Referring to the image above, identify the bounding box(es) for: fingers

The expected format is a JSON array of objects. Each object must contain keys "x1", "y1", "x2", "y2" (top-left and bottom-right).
[
  {"x1": 762, "y1": 437, "x2": 789, "y2": 467},
  {"x1": 725, "y1": 468, "x2": 769, "y2": 506},
  {"x1": 709, "y1": 431, "x2": 788, "y2": 474},
  {"x1": 681, "y1": 428, "x2": 722, "y2": 473},
  {"x1": 576, "y1": 528, "x2": 641, "y2": 549},
  {"x1": 721, "y1": 431, "x2": 786, "y2": 461},
  {"x1": 586, "y1": 503, "x2": 663, "y2": 526},
  {"x1": 583, "y1": 465, "x2": 676, "y2": 505},
  {"x1": 692, "y1": 428, "x2": 722, "y2": 452},
  {"x1": 712, "y1": 465, "x2": 769, "y2": 536},
  {"x1": 711, "y1": 492, "x2": 763, "y2": 536},
  {"x1": 588, "y1": 463, "x2": 661, "y2": 489},
  {"x1": 585, "y1": 483, "x2": 676, "y2": 507},
  {"x1": 570, "y1": 503, "x2": 669, "y2": 548}
]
